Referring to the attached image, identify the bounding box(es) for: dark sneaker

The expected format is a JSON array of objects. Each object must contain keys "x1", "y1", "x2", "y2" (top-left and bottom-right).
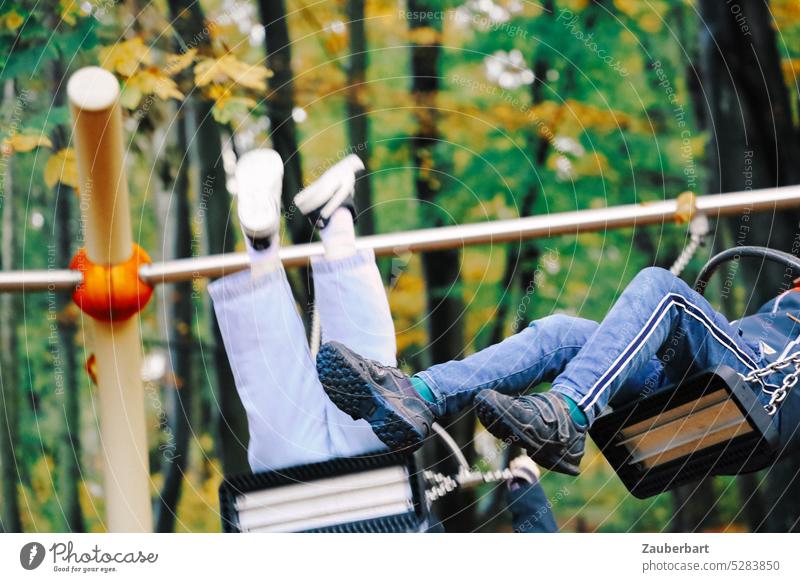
[
  {"x1": 316, "y1": 341, "x2": 433, "y2": 452},
  {"x1": 475, "y1": 390, "x2": 586, "y2": 476},
  {"x1": 294, "y1": 154, "x2": 362, "y2": 228}
]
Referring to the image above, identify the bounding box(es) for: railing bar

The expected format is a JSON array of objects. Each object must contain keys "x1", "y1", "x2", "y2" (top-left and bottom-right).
[{"x1": 2, "y1": 184, "x2": 800, "y2": 293}]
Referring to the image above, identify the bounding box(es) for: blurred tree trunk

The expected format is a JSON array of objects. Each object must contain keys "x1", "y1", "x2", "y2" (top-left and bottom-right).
[
  {"x1": 635, "y1": 10, "x2": 695, "y2": 270},
  {"x1": 670, "y1": 479, "x2": 719, "y2": 532},
  {"x1": 488, "y1": 1, "x2": 557, "y2": 349},
  {"x1": 195, "y1": 98, "x2": 250, "y2": 476},
  {"x1": 0, "y1": 79, "x2": 22, "y2": 532},
  {"x1": 258, "y1": 0, "x2": 314, "y2": 312},
  {"x1": 700, "y1": 0, "x2": 800, "y2": 285},
  {"x1": 167, "y1": 0, "x2": 250, "y2": 475},
  {"x1": 258, "y1": 0, "x2": 307, "y2": 237},
  {"x1": 478, "y1": 34, "x2": 553, "y2": 523},
  {"x1": 699, "y1": 0, "x2": 800, "y2": 532},
  {"x1": 408, "y1": 0, "x2": 473, "y2": 531},
  {"x1": 345, "y1": 0, "x2": 375, "y2": 235},
  {"x1": 50, "y1": 59, "x2": 84, "y2": 532},
  {"x1": 155, "y1": 110, "x2": 194, "y2": 532}
]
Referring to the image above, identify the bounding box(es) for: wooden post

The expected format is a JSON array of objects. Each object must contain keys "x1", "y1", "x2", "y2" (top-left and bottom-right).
[{"x1": 67, "y1": 67, "x2": 152, "y2": 532}]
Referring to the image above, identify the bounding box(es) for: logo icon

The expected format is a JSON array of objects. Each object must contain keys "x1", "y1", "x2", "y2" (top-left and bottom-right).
[{"x1": 20, "y1": 542, "x2": 46, "y2": 570}]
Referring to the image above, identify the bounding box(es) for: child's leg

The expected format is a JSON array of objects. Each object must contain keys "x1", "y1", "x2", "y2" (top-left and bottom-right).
[
  {"x1": 312, "y1": 246, "x2": 392, "y2": 456},
  {"x1": 417, "y1": 314, "x2": 598, "y2": 417},
  {"x1": 551, "y1": 267, "x2": 763, "y2": 423},
  {"x1": 312, "y1": 248, "x2": 396, "y2": 365},
  {"x1": 296, "y1": 155, "x2": 390, "y2": 456},
  {"x1": 209, "y1": 267, "x2": 335, "y2": 472}
]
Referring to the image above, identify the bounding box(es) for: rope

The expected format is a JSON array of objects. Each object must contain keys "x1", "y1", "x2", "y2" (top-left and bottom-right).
[
  {"x1": 430, "y1": 422, "x2": 471, "y2": 472},
  {"x1": 309, "y1": 302, "x2": 322, "y2": 358}
]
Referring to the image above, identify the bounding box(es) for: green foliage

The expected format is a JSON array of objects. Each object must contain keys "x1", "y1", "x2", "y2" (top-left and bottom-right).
[{"x1": 0, "y1": 5, "x2": 99, "y2": 81}]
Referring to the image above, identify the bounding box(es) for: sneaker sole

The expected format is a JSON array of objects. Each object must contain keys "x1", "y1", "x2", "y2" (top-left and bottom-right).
[
  {"x1": 476, "y1": 397, "x2": 580, "y2": 476},
  {"x1": 317, "y1": 346, "x2": 425, "y2": 452}
]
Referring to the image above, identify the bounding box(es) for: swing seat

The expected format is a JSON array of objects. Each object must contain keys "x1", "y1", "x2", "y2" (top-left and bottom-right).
[
  {"x1": 219, "y1": 450, "x2": 433, "y2": 532},
  {"x1": 590, "y1": 365, "x2": 779, "y2": 499}
]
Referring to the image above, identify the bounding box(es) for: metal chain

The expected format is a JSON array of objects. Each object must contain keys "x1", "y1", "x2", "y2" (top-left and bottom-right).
[
  {"x1": 423, "y1": 471, "x2": 460, "y2": 502},
  {"x1": 423, "y1": 468, "x2": 514, "y2": 502},
  {"x1": 670, "y1": 213, "x2": 710, "y2": 277},
  {"x1": 741, "y1": 351, "x2": 800, "y2": 416}
]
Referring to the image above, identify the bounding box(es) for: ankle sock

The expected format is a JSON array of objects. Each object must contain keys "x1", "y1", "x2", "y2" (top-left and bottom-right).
[
  {"x1": 411, "y1": 376, "x2": 436, "y2": 403},
  {"x1": 320, "y1": 207, "x2": 357, "y2": 260},
  {"x1": 246, "y1": 233, "x2": 280, "y2": 278},
  {"x1": 560, "y1": 394, "x2": 588, "y2": 427}
]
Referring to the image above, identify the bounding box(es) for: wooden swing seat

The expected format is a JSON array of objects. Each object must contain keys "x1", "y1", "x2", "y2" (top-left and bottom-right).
[{"x1": 589, "y1": 365, "x2": 779, "y2": 499}]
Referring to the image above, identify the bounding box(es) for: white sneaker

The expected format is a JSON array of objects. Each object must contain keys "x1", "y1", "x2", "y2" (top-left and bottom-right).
[
  {"x1": 294, "y1": 154, "x2": 364, "y2": 227},
  {"x1": 236, "y1": 149, "x2": 283, "y2": 241}
]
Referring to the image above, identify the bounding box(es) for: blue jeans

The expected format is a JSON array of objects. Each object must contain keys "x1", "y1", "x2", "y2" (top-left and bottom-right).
[
  {"x1": 508, "y1": 481, "x2": 558, "y2": 533},
  {"x1": 418, "y1": 267, "x2": 777, "y2": 426}
]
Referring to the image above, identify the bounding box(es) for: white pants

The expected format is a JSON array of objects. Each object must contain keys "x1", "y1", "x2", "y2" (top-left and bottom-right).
[{"x1": 208, "y1": 249, "x2": 395, "y2": 472}]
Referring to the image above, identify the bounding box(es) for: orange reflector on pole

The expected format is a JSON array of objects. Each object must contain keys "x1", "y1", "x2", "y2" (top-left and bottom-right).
[{"x1": 69, "y1": 243, "x2": 154, "y2": 322}]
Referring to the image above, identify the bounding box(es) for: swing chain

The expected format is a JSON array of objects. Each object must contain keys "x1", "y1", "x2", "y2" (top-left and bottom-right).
[
  {"x1": 669, "y1": 213, "x2": 710, "y2": 277},
  {"x1": 764, "y1": 364, "x2": 800, "y2": 416},
  {"x1": 741, "y1": 351, "x2": 800, "y2": 416},
  {"x1": 423, "y1": 471, "x2": 460, "y2": 502},
  {"x1": 423, "y1": 468, "x2": 515, "y2": 502}
]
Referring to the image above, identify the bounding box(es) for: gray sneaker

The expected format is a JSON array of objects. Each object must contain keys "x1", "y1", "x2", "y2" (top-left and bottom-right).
[
  {"x1": 476, "y1": 390, "x2": 586, "y2": 476},
  {"x1": 316, "y1": 342, "x2": 433, "y2": 452}
]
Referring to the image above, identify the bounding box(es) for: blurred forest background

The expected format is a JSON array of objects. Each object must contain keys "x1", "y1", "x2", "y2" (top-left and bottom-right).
[{"x1": 1, "y1": 0, "x2": 800, "y2": 532}]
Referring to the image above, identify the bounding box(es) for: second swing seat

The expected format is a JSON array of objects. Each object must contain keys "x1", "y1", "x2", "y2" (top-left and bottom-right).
[{"x1": 590, "y1": 365, "x2": 779, "y2": 499}]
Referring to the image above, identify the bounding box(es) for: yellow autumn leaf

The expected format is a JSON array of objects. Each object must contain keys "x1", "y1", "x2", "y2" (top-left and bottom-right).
[
  {"x1": 206, "y1": 84, "x2": 227, "y2": 102},
  {"x1": 126, "y1": 68, "x2": 184, "y2": 101},
  {"x1": 44, "y1": 148, "x2": 79, "y2": 190},
  {"x1": 395, "y1": 327, "x2": 427, "y2": 353},
  {"x1": 562, "y1": 0, "x2": 590, "y2": 11},
  {"x1": 194, "y1": 54, "x2": 272, "y2": 92},
  {"x1": 388, "y1": 272, "x2": 426, "y2": 319},
  {"x1": 573, "y1": 151, "x2": 610, "y2": 177},
  {"x1": 3, "y1": 133, "x2": 52, "y2": 153},
  {"x1": 119, "y1": 84, "x2": 143, "y2": 109},
  {"x1": 99, "y1": 37, "x2": 152, "y2": 78},
  {"x1": 614, "y1": 0, "x2": 638, "y2": 17},
  {"x1": 59, "y1": 0, "x2": 84, "y2": 25},
  {"x1": 638, "y1": 12, "x2": 663, "y2": 33},
  {"x1": 782, "y1": 58, "x2": 800, "y2": 83},
  {"x1": 207, "y1": 85, "x2": 257, "y2": 123},
  {"x1": 4, "y1": 9, "x2": 24, "y2": 31},
  {"x1": 773, "y1": 0, "x2": 800, "y2": 30},
  {"x1": 407, "y1": 26, "x2": 440, "y2": 46},
  {"x1": 165, "y1": 48, "x2": 197, "y2": 75},
  {"x1": 324, "y1": 31, "x2": 348, "y2": 55}
]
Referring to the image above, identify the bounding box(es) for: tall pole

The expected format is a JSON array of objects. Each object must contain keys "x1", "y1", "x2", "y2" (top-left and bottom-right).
[{"x1": 67, "y1": 67, "x2": 152, "y2": 532}]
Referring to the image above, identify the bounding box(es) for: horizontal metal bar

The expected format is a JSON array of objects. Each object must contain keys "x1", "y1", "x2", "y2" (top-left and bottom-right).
[
  {"x1": 2, "y1": 184, "x2": 800, "y2": 293},
  {"x1": 139, "y1": 184, "x2": 800, "y2": 284},
  {"x1": 0, "y1": 268, "x2": 83, "y2": 292}
]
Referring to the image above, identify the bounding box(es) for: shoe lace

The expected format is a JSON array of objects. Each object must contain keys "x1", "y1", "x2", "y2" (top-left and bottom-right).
[{"x1": 368, "y1": 357, "x2": 406, "y2": 379}]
